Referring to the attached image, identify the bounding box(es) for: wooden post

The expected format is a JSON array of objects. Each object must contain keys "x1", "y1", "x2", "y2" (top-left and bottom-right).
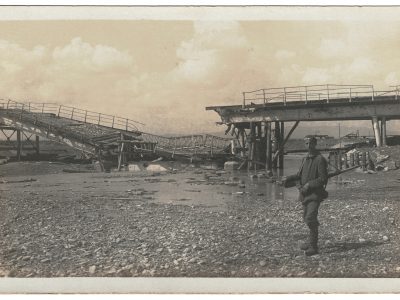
[
  {"x1": 328, "y1": 152, "x2": 333, "y2": 171},
  {"x1": 344, "y1": 153, "x2": 349, "y2": 169},
  {"x1": 355, "y1": 152, "x2": 360, "y2": 166},
  {"x1": 240, "y1": 129, "x2": 245, "y2": 158},
  {"x1": 367, "y1": 151, "x2": 372, "y2": 170},
  {"x1": 265, "y1": 122, "x2": 272, "y2": 173},
  {"x1": 372, "y1": 116, "x2": 382, "y2": 147},
  {"x1": 350, "y1": 153, "x2": 355, "y2": 167},
  {"x1": 338, "y1": 151, "x2": 343, "y2": 170},
  {"x1": 272, "y1": 121, "x2": 299, "y2": 163},
  {"x1": 361, "y1": 151, "x2": 367, "y2": 171},
  {"x1": 334, "y1": 152, "x2": 339, "y2": 170},
  {"x1": 255, "y1": 122, "x2": 262, "y2": 171},
  {"x1": 17, "y1": 130, "x2": 21, "y2": 161},
  {"x1": 279, "y1": 122, "x2": 284, "y2": 169},
  {"x1": 117, "y1": 142, "x2": 125, "y2": 171},
  {"x1": 210, "y1": 136, "x2": 214, "y2": 157},
  {"x1": 381, "y1": 117, "x2": 387, "y2": 146},
  {"x1": 35, "y1": 135, "x2": 40, "y2": 155},
  {"x1": 248, "y1": 122, "x2": 255, "y2": 171}
]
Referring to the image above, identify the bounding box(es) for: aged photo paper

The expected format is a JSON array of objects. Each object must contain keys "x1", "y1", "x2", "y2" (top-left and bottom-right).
[{"x1": 0, "y1": 5, "x2": 399, "y2": 294}]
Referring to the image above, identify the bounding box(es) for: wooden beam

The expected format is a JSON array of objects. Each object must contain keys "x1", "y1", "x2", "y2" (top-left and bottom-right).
[{"x1": 273, "y1": 121, "x2": 300, "y2": 161}]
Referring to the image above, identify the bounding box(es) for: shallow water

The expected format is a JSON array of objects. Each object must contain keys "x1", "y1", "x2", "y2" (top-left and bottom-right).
[{"x1": 0, "y1": 155, "x2": 340, "y2": 212}]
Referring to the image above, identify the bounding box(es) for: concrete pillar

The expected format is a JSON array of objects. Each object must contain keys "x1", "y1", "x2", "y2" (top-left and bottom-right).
[
  {"x1": 372, "y1": 116, "x2": 382, "y2": 147},
  {"x1": 381, "y1": 117, "x2": 387, "y2": 146}
]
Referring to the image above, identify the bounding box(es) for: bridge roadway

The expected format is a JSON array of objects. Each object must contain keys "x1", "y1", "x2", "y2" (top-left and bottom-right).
[{"x1": 206, "y1": 95, "x2": 400, "y2": 123}]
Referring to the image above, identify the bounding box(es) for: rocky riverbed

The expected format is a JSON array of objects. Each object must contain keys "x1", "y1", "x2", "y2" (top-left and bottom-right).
[{"x1": 0, "y1": 160, "x2": 399, "y2": 278}]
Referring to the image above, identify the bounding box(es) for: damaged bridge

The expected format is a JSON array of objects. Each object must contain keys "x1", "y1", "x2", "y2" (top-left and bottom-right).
[
  {"x1": 206, "y1": 84, "x2": 400, "y2": 171},
  {"x1": 0, "y1": 100, "x2": 232, "y2": 165}
]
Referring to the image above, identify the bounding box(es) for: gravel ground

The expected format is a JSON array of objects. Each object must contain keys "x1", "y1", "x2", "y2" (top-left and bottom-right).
[{"x1": 0, "y1": 159, "x2": 399, "y2": 278}]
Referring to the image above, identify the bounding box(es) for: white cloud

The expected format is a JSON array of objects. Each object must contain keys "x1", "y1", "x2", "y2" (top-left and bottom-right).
[
  {"x1": 385, "y1": 72, "x2": 400, "y2": 86},
  {"x1": 347, "y1": 57, "x2": 376, "y2": 75},
  {"x1": 318, "y1": 38, "x2": 348, "y2": 59},
  {"x1": 275, "y1": 49, "x2": 296, "y2": 60},
  {"x1": 302, "y1": 67, "x2": 332, "y2": 85},
  {"x1": 0, "y1": 37, "x2": 140, "y2": 109},
  {"x1": 172, "y1": 21, "x2": 249, "y2": 88},
  {"x1": 52, "y1": 37, "x2": 133, "y2": 72}
]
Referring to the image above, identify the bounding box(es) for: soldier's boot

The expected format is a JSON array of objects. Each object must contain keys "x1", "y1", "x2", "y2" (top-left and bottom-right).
[{"x1": 305, "y1": 225, "x2": 319, "y2": 256}]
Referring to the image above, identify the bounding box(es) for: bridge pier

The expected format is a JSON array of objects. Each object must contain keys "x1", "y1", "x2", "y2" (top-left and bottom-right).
[
  {"x1": 372, "y1": 116, "x2": 382, "y2": 147},
  {"x1": 381, "y1": 117, "x2": 387, "y2": 146}
]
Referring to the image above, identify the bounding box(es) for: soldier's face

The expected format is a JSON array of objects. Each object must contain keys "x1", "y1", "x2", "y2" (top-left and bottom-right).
[{"x1": 305, "y1": 140, "x2": 317, "y2": 151}]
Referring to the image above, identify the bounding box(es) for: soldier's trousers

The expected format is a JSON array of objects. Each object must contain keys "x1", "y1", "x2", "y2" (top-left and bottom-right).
[{"x1": 302, "y1": 200, "x2": 320, "y2": 227}]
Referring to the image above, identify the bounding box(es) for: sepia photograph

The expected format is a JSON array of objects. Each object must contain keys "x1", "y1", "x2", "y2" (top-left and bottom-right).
[{"x1": 0, "y1": 4, "x2": 400, "y2": 294}]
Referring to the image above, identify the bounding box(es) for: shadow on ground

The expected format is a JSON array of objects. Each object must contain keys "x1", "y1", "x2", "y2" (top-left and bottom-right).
[{"x1": 324, "y1": 240, "x2": 385, "y2": 253}]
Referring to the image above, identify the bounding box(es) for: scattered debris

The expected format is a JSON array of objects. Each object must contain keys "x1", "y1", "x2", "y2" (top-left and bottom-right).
[
  {"x1": 224, "y1": 161, "x2": 239, "y2": 170},
  {"x1": 0, "y1": 178, "x2": 37, "y2": 184}
]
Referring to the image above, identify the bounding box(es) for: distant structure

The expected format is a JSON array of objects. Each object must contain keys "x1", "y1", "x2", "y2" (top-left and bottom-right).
[
  {"x1": 343, "y1": 131, "x2": 360, "y2": 139},
  {"x1": 304, "y1": 134, "x2": 333, "y2": 140}
]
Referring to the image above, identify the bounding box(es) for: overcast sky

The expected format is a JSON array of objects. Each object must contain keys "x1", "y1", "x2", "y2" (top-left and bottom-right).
[{"x1": 1, "y1": 7, "x2": 400, "y2": 136}]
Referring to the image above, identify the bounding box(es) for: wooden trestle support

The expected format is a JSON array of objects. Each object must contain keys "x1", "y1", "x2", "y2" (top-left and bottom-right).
[{"x1": 230, "y1": 121, "x2": 299, "y2": 173}]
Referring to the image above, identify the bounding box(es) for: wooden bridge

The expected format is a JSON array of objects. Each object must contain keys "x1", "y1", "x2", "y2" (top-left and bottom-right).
[
  {"x1": 206, "y1": 84, "x2": 400, "y2": 171},
  {"x1": 0, "y1": 100, "x2": 233, "y2": 166}
]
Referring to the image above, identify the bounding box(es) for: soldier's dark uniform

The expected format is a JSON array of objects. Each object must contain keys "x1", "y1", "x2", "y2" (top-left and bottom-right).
[{"x1": 287, "y1": 148, "x2": 328, "y2": 255}]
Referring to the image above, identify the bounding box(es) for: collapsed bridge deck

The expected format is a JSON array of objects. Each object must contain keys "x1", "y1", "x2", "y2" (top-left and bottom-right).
[{"x1": 0, "y1": 100, "x2": 233, "y2": 164}]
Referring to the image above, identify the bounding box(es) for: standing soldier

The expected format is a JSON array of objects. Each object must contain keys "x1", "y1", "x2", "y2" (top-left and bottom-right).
[{"x1": 285, "y1": 136, "x2": 328, "y2": 256}]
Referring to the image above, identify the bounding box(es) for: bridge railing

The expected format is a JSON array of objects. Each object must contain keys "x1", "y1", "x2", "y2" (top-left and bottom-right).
[
  {"x1": 2, "y1": 99, "x2": 143, "y2": 133},
  {"x1": 242, "y1": 84, "x2": 399, "y2": 106}
]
